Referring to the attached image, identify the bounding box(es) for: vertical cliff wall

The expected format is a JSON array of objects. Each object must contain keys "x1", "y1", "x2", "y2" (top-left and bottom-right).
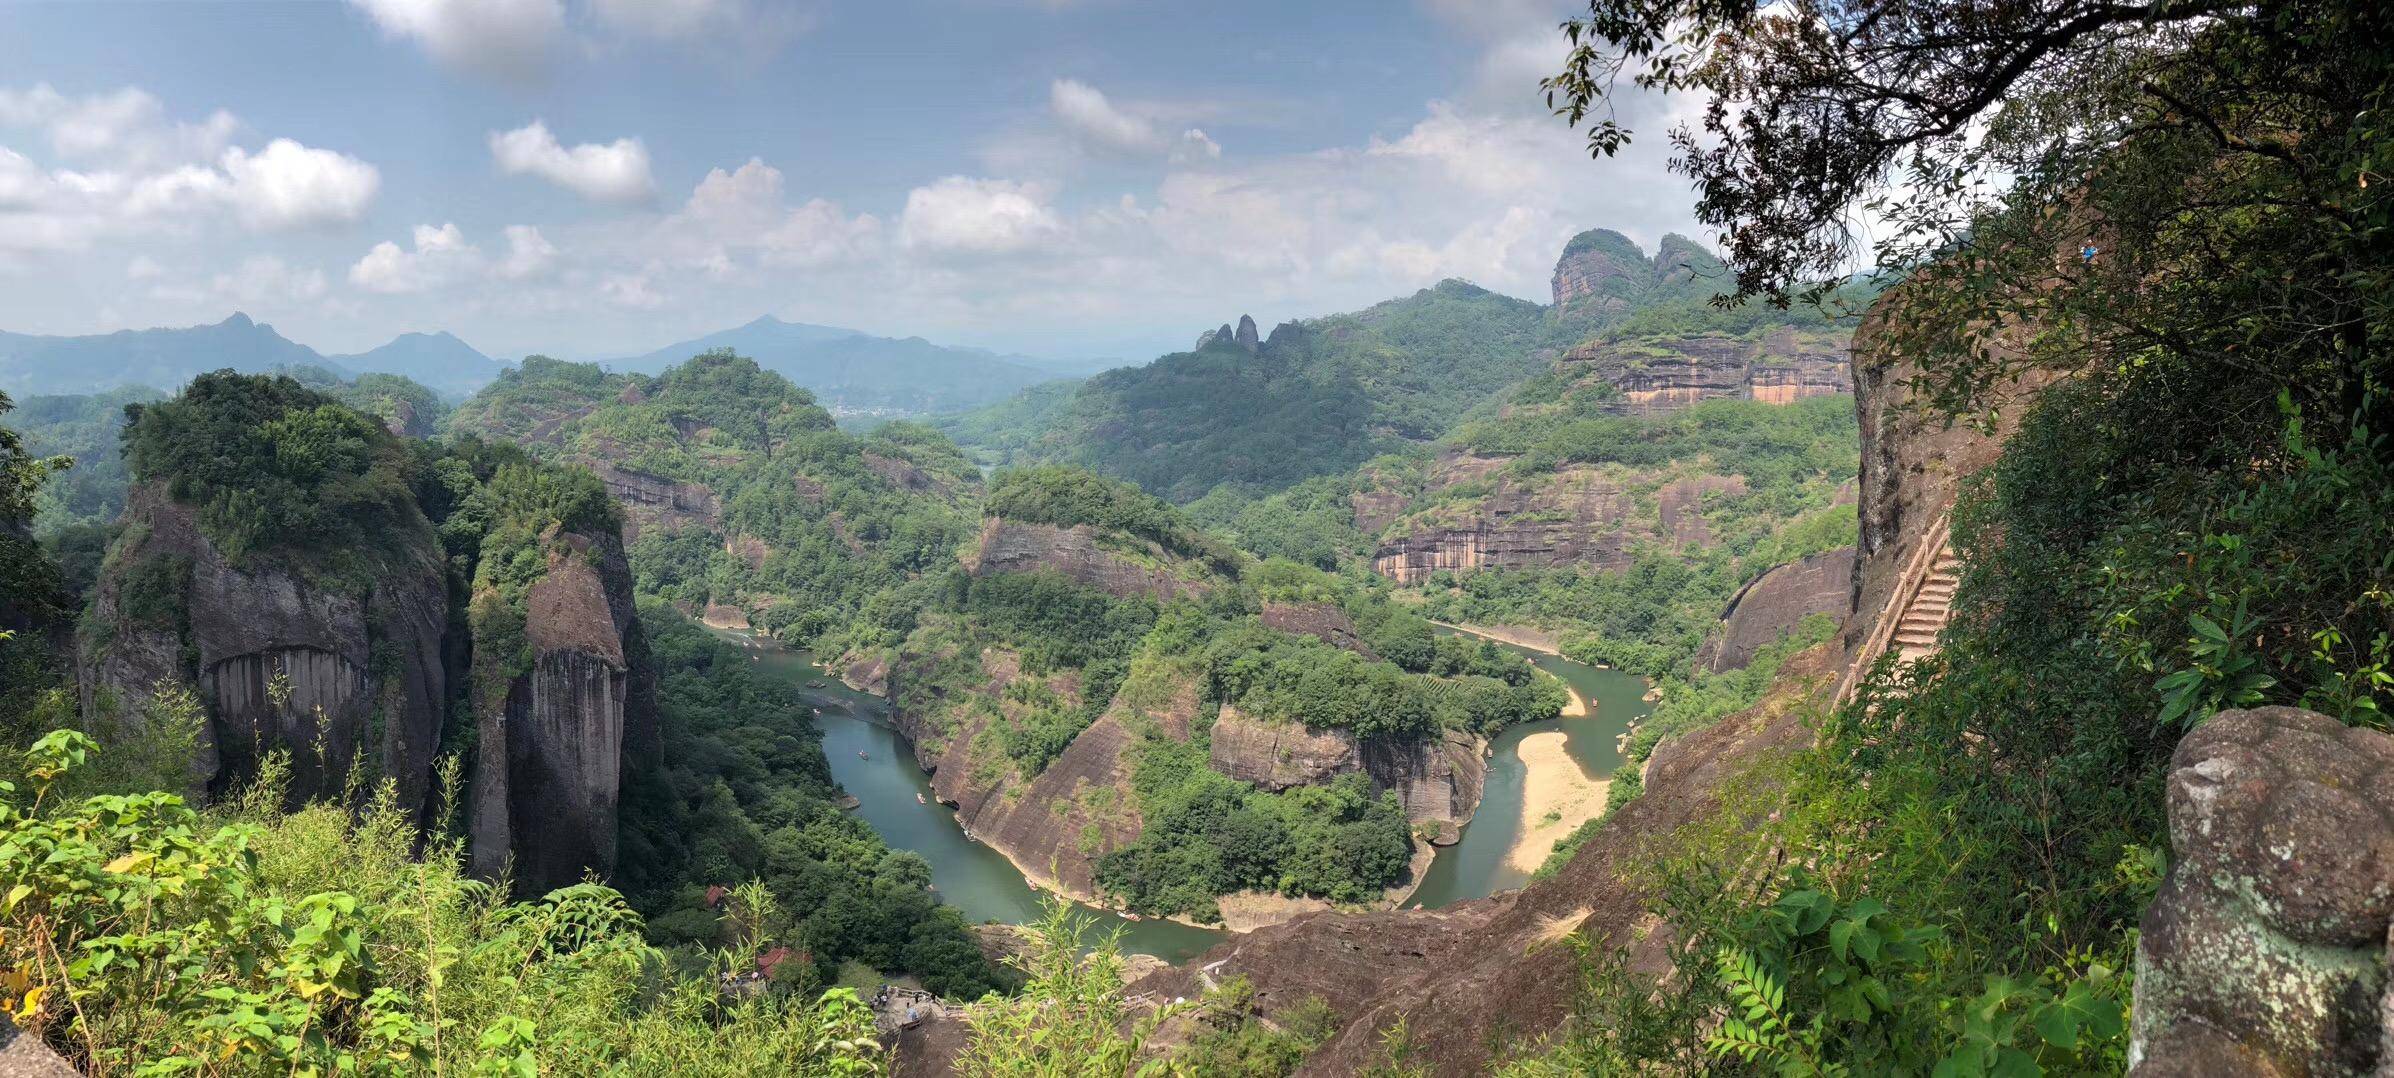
[
  {"x1": 469, "y1": 530, "x2": 654, "y2": 894},
  {"x1": 78, "y1": 483, "x2": 446, "y2": 809}
]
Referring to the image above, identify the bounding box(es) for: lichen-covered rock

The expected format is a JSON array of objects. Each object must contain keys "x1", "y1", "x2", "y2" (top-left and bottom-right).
[
  {"x1": 2130, "y1": 706, "x2": 2394, "y2": 1076},
  {"x1": 78, "y1": 483, "x2": 447, "y2": 811},
  {"x1": 469, "y1": 530, "x2": 654, "y2": 894}
]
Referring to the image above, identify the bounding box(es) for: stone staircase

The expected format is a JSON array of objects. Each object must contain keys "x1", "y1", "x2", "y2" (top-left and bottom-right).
[
  {"x1": 1890, "y1": 552, "x2": 1960, "y2": 666},
  {"x1": 1832, "y1": 514, "x2": 1959, "y2": 709}
]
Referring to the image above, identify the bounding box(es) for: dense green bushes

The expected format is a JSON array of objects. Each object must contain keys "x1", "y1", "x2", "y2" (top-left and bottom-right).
[
  {"x1": 451, "y1": 351, "x2": 983, "y2": 650},
  {"x1": 122, "y1": 371, "x2": 431, "y2": 581},
  {"x1": 0, "y1": 732, "x2": 888, "y2": 1075},
  {"x1": 1097, "y1": 739, "x2": 1413, "y2": 920}
]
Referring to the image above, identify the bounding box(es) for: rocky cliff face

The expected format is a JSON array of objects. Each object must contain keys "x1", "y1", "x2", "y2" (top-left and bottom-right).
[
  {"x1": 965, "y1": 518, "x2": 1211, "y2": 601},
  {"x1": 469, "y1": 530, "x2": 654, "y2": 894},
  {"x1": 1559, "y1": 326, "x2": 1853, "y2": 417},
  {"x1": 1845, "y1": 306, "x2": 2055, "y2": 654},
  {"x1": 78, "y1": 483, "x2": 447, "y2": 810},
  {"x1": 1551, "y1": 229, "x2": 1655, "y2": 312},
  {"x1": 2131, "y1": 707, "x2": 2394, "y2": 1076},
  {"x1": 591, "y1": 462, "x2": 721, "y2": 543},
  {"x1": 887, "y1": 643, "x2": 1190, "y2": 901},
  {"x1": 1205, "y1": 708, "x2": 1484, "y2": 841},
  {"x1": 1369, "y1": 457, "x2": 1744, "y2": 583},
  {"x1": 1699, "y1": 547, "x2": 1856, "y2": 672}
]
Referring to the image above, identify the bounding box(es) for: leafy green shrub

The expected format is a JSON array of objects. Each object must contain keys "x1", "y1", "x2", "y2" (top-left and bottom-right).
[{"x1": 0, "y1": 731, "x2": 887, "y2": 1075}]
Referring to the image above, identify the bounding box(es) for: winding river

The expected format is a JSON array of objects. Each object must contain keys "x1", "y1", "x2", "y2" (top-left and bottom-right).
[{"x1": 715, "y1": 623, "x2": 1649, "y2": 963}]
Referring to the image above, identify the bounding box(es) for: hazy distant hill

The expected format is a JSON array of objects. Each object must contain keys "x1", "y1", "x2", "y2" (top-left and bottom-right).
[
  {"x1": 0, "y1": 313, "x2": 332, "y2": 396},
  {"x1": 612, "y1": 315, "x2": 1059, "y2": 416},
  {"x1": 328, "y1": 331, "x2": 505, "y2": 397}
]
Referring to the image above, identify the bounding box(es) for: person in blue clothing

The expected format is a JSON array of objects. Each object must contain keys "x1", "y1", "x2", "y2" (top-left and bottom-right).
[{"x1": 2080, "y1": 242, "x2": 2099, "y2": 263}]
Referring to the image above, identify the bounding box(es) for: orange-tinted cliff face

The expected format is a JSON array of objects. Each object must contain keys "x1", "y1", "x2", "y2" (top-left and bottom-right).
[{"x1": 1560, "y1": 325, "x2": 1853, "y2": 417}]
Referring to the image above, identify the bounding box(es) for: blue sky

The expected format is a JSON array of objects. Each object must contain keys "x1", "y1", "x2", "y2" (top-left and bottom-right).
[{"x1": 0, "y1": 0, "x2": 1704, "y2": 362}]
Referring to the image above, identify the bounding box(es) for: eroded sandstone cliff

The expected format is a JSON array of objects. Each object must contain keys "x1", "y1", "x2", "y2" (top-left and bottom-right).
[
  {"x1": 1558, "y1": 325, "x2": 1853, "y2": 417},
  {"x1": 1698, "y1": 547, "x2": 1856, "y2": 672},
  {"x1": 1368, "y1": 455, "x2": 1745, "y2": 583},
  {"x1": 78, "y1": 483, "x2": 447, "y2": 811},
  {"x1": 964, "y1": 518, "x2": 1212, "y2": 602},
  {"x1": 468, "y1": 529, "x2": 655, "y2": 894}
]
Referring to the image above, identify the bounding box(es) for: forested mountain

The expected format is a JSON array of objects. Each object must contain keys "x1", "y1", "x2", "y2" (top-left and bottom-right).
[
  {"x1": 327, "y1": 330, "x2": 505, "y2": 396},
  {"x1": 448, "y1": 351, "x2": 984, "y2": 645},
  {"x1": 612, "y1": 315, "x2": 1065, "y2": 418},
  {"x1": 938, "y1": 228, "x2": 1851, "y2": 504},
  {"x1": 0, "y1": 313, "x2": 326, "y2": 396}
]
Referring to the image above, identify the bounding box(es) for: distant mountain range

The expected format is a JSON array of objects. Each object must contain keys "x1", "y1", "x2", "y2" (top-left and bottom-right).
[
  {"x1": 606, "y1": 315, "x2": 1097, "y2": 416},
  {"x1": 0, "y1": 312, "x2": 1096, "y2": 417}
]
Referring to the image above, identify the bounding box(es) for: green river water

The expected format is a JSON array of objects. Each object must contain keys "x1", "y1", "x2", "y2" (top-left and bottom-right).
[{"x1": 716, "y1": 625, "x2": 1648, "y2": 963}]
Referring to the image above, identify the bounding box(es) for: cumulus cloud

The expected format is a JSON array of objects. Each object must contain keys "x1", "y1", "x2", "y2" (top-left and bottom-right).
[
  {"x1": 220, "y1": 140, "x2": 381, "y2": 228},
  {"x1": 489, "y1": 120, "x2": 655, "y2": 205},
  {"x1": 669, "y1": 158, "x2": 879, "y2": 268},
  {"x1": 0, "y1": 83, "x2": 238, "y2": 169},
  {"x1": 0, "y1": 85, "x2": 380, "y2": 262},
  {"x1": 1048, "y1": 79, "x2": 1221, "y2": 163},
  {"x1": 349, "y1": 222, "x2": 480, "y2": 293},
  {"x1": 899, "y1": 177, "x2": 1060, "y2": 256},
  {"x1": 498, "y1": 224, "x2": 558, "y2": 279},
  {"x1": 346, "y1": 0, "x2": 564, "y2": 79}
]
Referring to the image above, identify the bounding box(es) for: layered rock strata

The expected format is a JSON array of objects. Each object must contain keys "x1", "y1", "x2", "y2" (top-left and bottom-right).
[
  {"x1": 1559, "y1": 326, "x2": 1852, "y2": 417},
  {"x1": 1371, "y1": 467, "x2": 1744, "y2": 584}
]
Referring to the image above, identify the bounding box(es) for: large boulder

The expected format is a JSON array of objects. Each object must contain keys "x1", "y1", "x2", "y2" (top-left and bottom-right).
[{"x1": 2131, "y1": 707, "x2": 2394, "y2": 1076}]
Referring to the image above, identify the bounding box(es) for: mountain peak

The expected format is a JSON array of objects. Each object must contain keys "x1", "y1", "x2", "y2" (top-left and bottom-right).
[
  {"x1": 219, "y1": 312, "x2": 257, "y2": 330},
  {"x1": 1552, "y1": 229, "x2": 1654, "y2": 309}
]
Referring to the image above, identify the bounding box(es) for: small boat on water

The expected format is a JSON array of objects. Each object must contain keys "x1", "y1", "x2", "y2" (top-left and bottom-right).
[
  {"x1": 916, "y1": 792, "x2": 927, "y2": 805},
  {"x1": 858, "y1": 751, "x2": 869, "y2": 760},
  {"x1": 807, "y1": 679, "x2": 826, "y2": 688}
]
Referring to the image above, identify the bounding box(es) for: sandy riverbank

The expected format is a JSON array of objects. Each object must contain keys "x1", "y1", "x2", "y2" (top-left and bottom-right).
[
  {"x1": 1505, "y1": 731, "x2": 1610, "y2": 875},
  {"x1": 1431, "y1": 620, "x2": 1564, "y2": 656}
]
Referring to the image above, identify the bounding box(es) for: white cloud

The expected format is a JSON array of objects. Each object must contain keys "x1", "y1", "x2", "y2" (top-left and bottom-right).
[
  {"x1": 498, "y1": 224, "x2": 558, "y2": 279},
  {"x1": 125, "y1": 254, "x2": 164, "y2": 279},
  {"x1": 219, "y1": 139, "x2": 381, "y2": 229},
  {"x1": 588, "y1": 0, "x2": 773, "y2": 39},
  {"x1": 0, "y1": 84, "x2": 239, "y2": 169},
  {"x1": 214, "y1": 254, "x2": 328, "y2": 305},
  {"x1": 1051, "y1": 79, "x2": 1161, "y2": 155},
  {"x1": 346, "y1": 0, "x2": 564, "y2": 79},
  {"x1": 899, "y1": 176, "x2": 1060, "y2": 256},
  {"x1": 647, "y1": 158, "x2": 880, "y2": 272},
  {"x1": 349, "y1": 222, "x2": 480, "y2": 293},
  {"x1": 489, "y1": 120, "x2": 655, "y2": 205},
  {"x1": 1048, "y1": 79, "x2": 1223, "y2": 164}
]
